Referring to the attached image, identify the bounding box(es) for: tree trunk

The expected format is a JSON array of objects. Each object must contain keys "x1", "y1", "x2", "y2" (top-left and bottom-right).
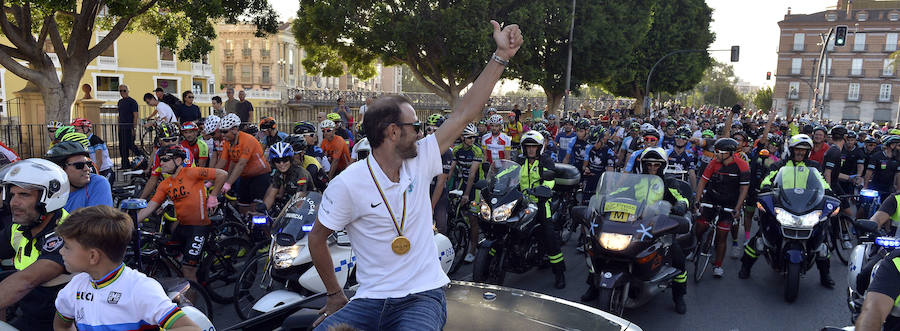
[
  {"x1": 545, "y1": 91, "x2": 564, "y2": 119},
  {"x1": 632, "y1": 87, "x2": 645, "y2": 115}
]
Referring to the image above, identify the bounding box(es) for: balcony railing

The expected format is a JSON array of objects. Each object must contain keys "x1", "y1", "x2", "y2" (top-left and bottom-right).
[
  {"x1": 260, "y1": 50, "x2": 270, "y2": 58},
  {"x1": 97, "y1": 56, "x2": 117, "y2": 69},
  {"x1": 159, "y1": 60, "x2": 177, "y2": 73},
  {"x1": 245, "y1": 90, "x2": 282, "y2": 99},
  {"x1": 242, "y1": 49, "x2": 251, "y2": 58},
  {"x1": 96, "y1": 90, "x2": 120, "y2": 101},
  {"x1": 261, "y1": 76, "x2": 271, "y2": 84},
  {"x1": 224, "y1": 75, "x2": 235, "y2": 83},
  {"x1": 224, "y1": 49, "x2": 234, "y2": 59},
  {"x1": 191, "y1": 63, "x2": 213, "y2": 76},
  {"x1": 194, "y1": 93, "x2": 213, "y2": 103}
]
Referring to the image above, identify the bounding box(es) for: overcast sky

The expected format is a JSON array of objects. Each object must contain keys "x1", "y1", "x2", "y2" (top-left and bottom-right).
[{"x1": 272, "y1": 1, "x2": 832, "y2": 89}]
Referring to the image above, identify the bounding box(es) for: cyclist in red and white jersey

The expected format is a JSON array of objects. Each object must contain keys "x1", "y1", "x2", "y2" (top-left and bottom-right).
[{"x1": 481, "y1": 114, "x2": 511, "y2": 164}]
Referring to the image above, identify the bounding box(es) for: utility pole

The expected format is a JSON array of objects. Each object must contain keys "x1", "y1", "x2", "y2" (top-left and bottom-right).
[{"x1": 562, "y1": 0, "x2": 576, "y2": 118}]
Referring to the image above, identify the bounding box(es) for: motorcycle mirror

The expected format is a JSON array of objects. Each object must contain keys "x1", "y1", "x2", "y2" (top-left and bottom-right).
[
  {"x1": 531, "y1": 186, "x2": 553, "y2": 199},
  {"x1": 853, "y1": 219, "x2": 880, "y2": 234},
  {"x1": 540, "y1": 170, "x2": 556, "y2": 181},
  {"x1": 474, "y1": 180, "x2": 489, "y2": 191}
]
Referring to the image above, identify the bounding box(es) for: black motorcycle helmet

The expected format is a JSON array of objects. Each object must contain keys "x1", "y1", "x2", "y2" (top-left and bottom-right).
[{"x1": 714, "y1": 138, "x2": 740, "y2": 153}]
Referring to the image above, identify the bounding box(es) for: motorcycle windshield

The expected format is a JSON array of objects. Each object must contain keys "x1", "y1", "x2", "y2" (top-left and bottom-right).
[
  {"x1": 774, "y1": 166, "x2": 825, "y2": 214},
  {"x1": 588, "y1": 171, "x2": 668, "y2": 221},
  {"x1": 444, "y1": 281, "x2": 636, "y2": 330},
  {"x1": 487, "y1": 160, "x2": 521, "y2": 195},
  {"x1": 274, "y1": 192, "x2": 322, "y2": 242}
]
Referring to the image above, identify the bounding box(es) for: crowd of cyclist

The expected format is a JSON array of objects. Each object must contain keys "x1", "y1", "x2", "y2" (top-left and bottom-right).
[{"x1": 3, "y1": 98, "x2": 900, "y2": 328}]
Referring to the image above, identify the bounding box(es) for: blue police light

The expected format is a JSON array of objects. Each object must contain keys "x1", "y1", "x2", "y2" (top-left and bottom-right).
[
  {"x1": 252, "y1": 215, "x2": 268, "y2": 225},
  {"x1": 302, "y1": 224, "x2": 313, "y2": 232},
  {"x1": 860, "y1": 189, "x2": 879, "y2": 198},
  {"x1": 875, "y1": 237, "x2": 900, "y2": 248}
]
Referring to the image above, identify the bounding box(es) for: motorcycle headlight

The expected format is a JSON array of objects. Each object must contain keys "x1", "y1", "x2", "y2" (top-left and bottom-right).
[
  {"x1": 860, "y1": 189, "x2": 879, "y2": 198},
  {"x1": 480, "y1": 202, "x2": 491, "y2": 220},
  {"x1": 775, "y1": 207, "x2": 822, "y2": 228},
  {"x1": 492, "y1": 201, "x2": 517, "y2": 223},
  {"x1": 273, "y1": 243, "x2": 303, "y2": 269},
  {"x1": 599, "y1": 233, "x2": 632, "y2": 251}
]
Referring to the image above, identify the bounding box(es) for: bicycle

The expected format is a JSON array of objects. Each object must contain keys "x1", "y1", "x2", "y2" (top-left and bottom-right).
[
  {"x1": 691, "y1": 203, "x2": 735, "y2": 283},
  {"x1": 446, "y1": 189, "x2": 471, "y2": 275},
  {"x1": 829, "y1": 192, "x2": 864, "y2": 265}
]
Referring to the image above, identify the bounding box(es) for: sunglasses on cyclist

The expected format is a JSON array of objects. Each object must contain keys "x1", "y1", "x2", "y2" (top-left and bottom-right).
[
  {"x1": 47, "y1": 128, "x2": 56, "y2": 133},
  {"x1": 645, "y1": 161, "x2": 663, "y2": 167},
  {"x1": 272, "y1": 156, "x2": 292, "y2": 164},
  {"x1": 643, "y1": 136, "x2": 658, "y2": 142},
  {"x1": 161, "y1": 137, "x2": 178, "y2": 143},
  {"x1": 159, "y1": 156, "x2": 174, "y2": 163},
  {"x1": 322, "y1": 128, "x2": 333, "y2": 133},
  {"x1": 66, "y1": 161, "x2": 91, "y2": 170},
  {"x1": 396, "y1": 121, "x2": 422, "y2": 133}
]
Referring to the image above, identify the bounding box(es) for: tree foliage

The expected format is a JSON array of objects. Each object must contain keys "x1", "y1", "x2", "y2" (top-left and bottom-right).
[
  {"x1": 503, "y1": 0, "x2": 655, "y2": 115},
  {"x1": 696, "y1": 60, "x2": 743, "y2": 107},
  {"x1": 292, "y1": 0, "x2": 506, "y2": 106},
  {"x1": 600, "y1": 0, "x2": 714, "y2": 113},
  {"x1": 0, "y1": 0, "x2": 278, "y2": 122},
  {"x1": 753, "y1": 86, "x2": 774, "y2": 111}
]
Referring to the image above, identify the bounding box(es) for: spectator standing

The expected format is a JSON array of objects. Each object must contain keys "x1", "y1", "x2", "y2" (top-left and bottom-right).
[
  {"x1": 116, "y1": 84, "x2": 142, "y2": 168},
  {"x1": 316, "y1": 111, "x2": 327, "y2": 143},
  {"x1": 211, "y1": 95, "x2": 226, "y2": 117},
  {"x1": 177, "y1": 91, "x2": 202, "y2": 123},
  {"x1": 143, "y1": 93, "x2": 176, "y2": 123},
  {"x1": 236, "y1": 90, "x2": 254, "y2": 124},
  {"x1": 359, "y1": 96, "x2": 374, "y2": 127},
  {"x1": 333, "y1": 98, "x2": 352, "y2": 129},
  {"x1": 224, "y1": 88, "x2": 238, "y2": 115}
]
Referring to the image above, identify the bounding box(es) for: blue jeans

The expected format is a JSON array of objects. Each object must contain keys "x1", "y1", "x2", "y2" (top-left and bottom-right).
[{"x1": 313, "y1": 287, "x2": 447, "y2": 331}]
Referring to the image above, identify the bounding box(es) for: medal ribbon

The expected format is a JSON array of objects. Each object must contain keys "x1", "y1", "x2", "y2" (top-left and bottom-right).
[{"x1": 366, "y1": 157, "x2": 406, "y2": 236}]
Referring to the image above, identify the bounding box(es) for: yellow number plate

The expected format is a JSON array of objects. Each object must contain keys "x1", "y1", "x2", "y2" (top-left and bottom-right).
[
  {"x1": 604, "y1": 202, "x2": 637, "y2": 214},
  {"x1": 609, "y1": 211, "x2": 631, "y2": 222}
]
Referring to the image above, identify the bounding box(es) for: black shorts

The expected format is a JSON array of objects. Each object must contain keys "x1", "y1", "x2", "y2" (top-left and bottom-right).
[
  {"x1": 173, "y1": 225, "x2": 210, "y2": 266},
  {"x1": 236, "y1": 173, "x2": 272, "y2": 204}
]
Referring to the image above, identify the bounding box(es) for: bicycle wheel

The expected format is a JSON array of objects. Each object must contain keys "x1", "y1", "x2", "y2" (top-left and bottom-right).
[
  {"x1": 694, "y1": 229, "x2": 714, "y2": 283},
  {"x1": 447, "y1": 218, "x2": 470, "y2": 275},
  {"x1": 184, "y1": 280, "x2": 215, "y2": 321},
  {"x1": 233, "y1": 254, "x2": 284, "y2": 320},
  {"x1": 832, "y1": 217, "x2": 853, "y2": 265},
  {"x1": 198, "y1": 237, "x2": 254, "y2": 304}
]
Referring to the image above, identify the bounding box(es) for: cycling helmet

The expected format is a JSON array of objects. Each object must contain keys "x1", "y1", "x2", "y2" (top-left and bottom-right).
[
  {"x1": 54, "y1": 126, "x2": 75, "y2": 140},
  {"x1": 665, "y1": 119, "x2": 677, "y2": 129},
  {"x1": 259, "y1": 117, "x2": 276, "y2": 130},
  {"x1": 539, "y1": 130, "x2": 552, "y2": 142},
  {"x1": 630, "y1": 122, "x2": 641, "y2": 131},
  {"x1": 487, "y1": 107, "x2": 497, "y2": 113},
  {"x1": 356, "y1": 137, "x2": 371, "y2": 155},
  {"x1": 637, "y1": 147, "x2": 668, "y2": 176},
  {"x1": 813, "y1": 125, "x2": 828, "y2": 134},
  {"x1": 587, "y1": 126, "x2": 606, "y2": 144},
  {"x1": 575, "y1": 119, "x2": 591, "y2": 130},
  {"x1": 640, "y1": 123, "x2": 655, "y2": 132},
  {"x1": 641, "y1": 129, "x2": 660, "y2": 140},
  {"x1": 731, "y1": 130, "x2": 747, "y2": 142},
  {"x1": 44, "y1": 141, "x2": 90, "y2": 166},
  {"x1": 60, "y1": 132, "x2": 90, "y2": 149},
  {"x1": 846, "y1": 131, "x2": 858, "y2": 139},
  {"x1": 882, "y1": 135, "x2": 900, "y2": 146},
  {"x1": 864, "y1": 136, "x2": 878, "y2": 144},
  {"x1": 293, "y1": 121, "x2": 317, "y2": 135},
  {"x1": 159, "y1": 145, "x2": 188, "y2": 161},
  {"x1": 203, "y1": 115, "x2": 220, "y2": 135},
  {"x1": 520, "y1": 130, "x2": 545, "y2": 155},
  {"x1": 713, "y1": 138, "x2": 740, "y2": 152},
  {"x1": 268, "y1": 142, "x2": 294, "y2": 160},
  {"x1": 828, "y1": 125, "x2": 847, "y2": 138},
  {"x1": 1, "y1": 158, "x2": 69, "y2": 214},
  {"x1": 767, "y1": 134, "x2": 783, "y2": 147},
  {"x1": 788, "y1": 134, "x2": 814, "y2": 150},
  {"x1": 890, "y1": 128, "x2": 900, "y2": 136},
  {"x1": 531, "y1": 123, "x2": 547, "y2": 132},
  {"x1": 675, "y1": 127, "x2": 692, "y2": 139},
  {"x1": 547, "y1": 114, "x2": 557, "y2": 121},
  {"x1": 46, "y1": 121, "x2": 62, "y2": 130},
  {"x1": 701, "y1": 129, "x2": 714, "y2": 138},
  {"x1": 242, "y1": 124, "x2": 259, "y2": 135},
  {"x1": 156, "y1": 122, "x2": 180, "y2": 139},
  {"x1": 181, "y1": 121, "x2": 199, "y2": 131},
  {"x1": 71, "y1": 118, "x2": 92, "y2": 128},
  {"x1": 327, "y1": 113, "x2": 341, "y2": 122},
  {"x1": 731, "y1": 122, "x2": 743, "y2": 130},
  {"x1": 426, "y1": 114, "x2": 444, "y2": 127},
  {"x1": 487, "y1": 114, "x2": 504, "y2": 125},
  {"x1": 284, "y1": 135, "x2": 307, "y2": 152},
  {"x1": 220, "y1": 113, "x2": 241, "y2": 130},
  {"x1": 800, "y1": 124, "x2": 814, "y2": 135},
  {"x1": 320, "y1": 119, "x2": 336, "y2": 129},
  {"x1": 562, "y1": 118, "x2": 574, "y2": 126},
  {"x1": 462, "y1": 123, "x2": 478, "y2": 137}
]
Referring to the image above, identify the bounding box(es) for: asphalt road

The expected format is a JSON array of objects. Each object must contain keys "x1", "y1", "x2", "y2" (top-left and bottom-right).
[{"x1": 211, "y1": 231, "x2": 853, "y2": 331}]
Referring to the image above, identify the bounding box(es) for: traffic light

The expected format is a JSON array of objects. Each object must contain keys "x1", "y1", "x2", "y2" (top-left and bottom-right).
[
  {"x1": 766, "y1": 72, "x2": 771, "y2": 80},
  {"x1": 835, "y1": 26, "x2": 848, "y2": 46},
  {"x1": 730, "y1": 46, "x2": 740, "y2": 62}
]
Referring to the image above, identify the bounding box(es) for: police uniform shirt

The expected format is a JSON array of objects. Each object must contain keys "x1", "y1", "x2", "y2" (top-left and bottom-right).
[
  {"x1": 0, "y1": 215, "x2": 66, "y2": 271},
  {"x1": 866, "y1": 249, "x2": 900, "y2": 330}
]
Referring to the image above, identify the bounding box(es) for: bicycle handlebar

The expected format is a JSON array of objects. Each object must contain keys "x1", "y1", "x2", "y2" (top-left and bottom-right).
[{"x1": 699, "y1": 202, "x2": 734, "y2": 213}]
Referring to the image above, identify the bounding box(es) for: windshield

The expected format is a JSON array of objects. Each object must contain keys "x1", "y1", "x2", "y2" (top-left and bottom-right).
[
  {"x1": 589, "y1": 172, "x2": 668, "y2": 220},
  {"x1": 487, "y1": 160, "x2": 521, "y2": 194},
  {"x1": 773, "y1": 166, "x2": 825, "y2": 214},
  {"x1": 275, "y1": 192, "x2": 321, "y2": 242}
]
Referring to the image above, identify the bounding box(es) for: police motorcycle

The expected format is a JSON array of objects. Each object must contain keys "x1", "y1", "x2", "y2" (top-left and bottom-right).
[
  {"x1": 846, "y1": 219, "x2": 900, "y2": 323},
  {"x1": 223, "y1": 281, "x2": 643, "y2": 331},
  {"x1": 753, "y1": 165, "x2": 840, "y2": 302},
  {"x1": 549, "y1": 163, "x2": 581, "y2": 243},
  {"x1": 470, "y1": 159, "x2": 568, "y2": 285},
  {"x1": 232, "y1": 191, "x2": 454, "y2": 320},
  {"x1": 571, "y1": 171, "x2": 692, "y2": 316}
]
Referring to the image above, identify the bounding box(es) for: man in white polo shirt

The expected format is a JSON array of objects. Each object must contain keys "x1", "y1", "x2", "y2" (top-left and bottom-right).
[{"x1": 309, "y1": 20, "x2": 523, "y2": 330}]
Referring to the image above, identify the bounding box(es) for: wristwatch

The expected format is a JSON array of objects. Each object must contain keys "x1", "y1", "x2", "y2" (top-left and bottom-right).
[{"x1": 491, "y1": 53, "x2": 509, "y2": 66}]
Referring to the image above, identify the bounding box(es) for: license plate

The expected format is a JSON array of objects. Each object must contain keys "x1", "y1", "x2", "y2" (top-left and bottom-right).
[
  {"x1": 610, "y1": 212, "x2": 631, "y2": 222},
  {"x1": 604, "y1": 202, "x2": 637, "y2": 214}
]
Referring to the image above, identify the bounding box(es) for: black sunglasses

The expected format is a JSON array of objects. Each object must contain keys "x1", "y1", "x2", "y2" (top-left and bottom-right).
[
  {"x1": 66, "y1": 161, "x2": 91, "y2": 170},
  {"x1": 396, "y1": 121, "x2": 422, "y2": 133},
  {"x1": 161, "y1": 137, "x2": 178, "y2": 143},
  {"x1": 186, "y1": 96, "x2": 194, "y2": 99},
  {"x1": 272, "y1": 156, "x2": 292, "y2": 164},
  {"x1": 159, "y1": 156, "x2": 173, "y2": 163},
  {"x1": 119, "y1": 89, "x2": 127, "y2": 92}
]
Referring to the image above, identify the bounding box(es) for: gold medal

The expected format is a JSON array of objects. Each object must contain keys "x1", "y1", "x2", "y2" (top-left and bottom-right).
[{"x1": 391, "y1": 236, "x2": 411, "y2": 255}]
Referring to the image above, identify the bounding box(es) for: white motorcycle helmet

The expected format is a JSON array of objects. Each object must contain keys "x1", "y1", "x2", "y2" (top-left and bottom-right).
[
  {"x1": 1, "y1": 158, "x2": 69, "y2": 215},
  {"x1": 203, "y1": 115, "x2": 220, "y2": 135},
  {"x1": 220, "y1": 113, "x2": 241, "y2": 130},
  {"x1": 520, "y1": 130, "x2": 545, "y2": 156}
]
